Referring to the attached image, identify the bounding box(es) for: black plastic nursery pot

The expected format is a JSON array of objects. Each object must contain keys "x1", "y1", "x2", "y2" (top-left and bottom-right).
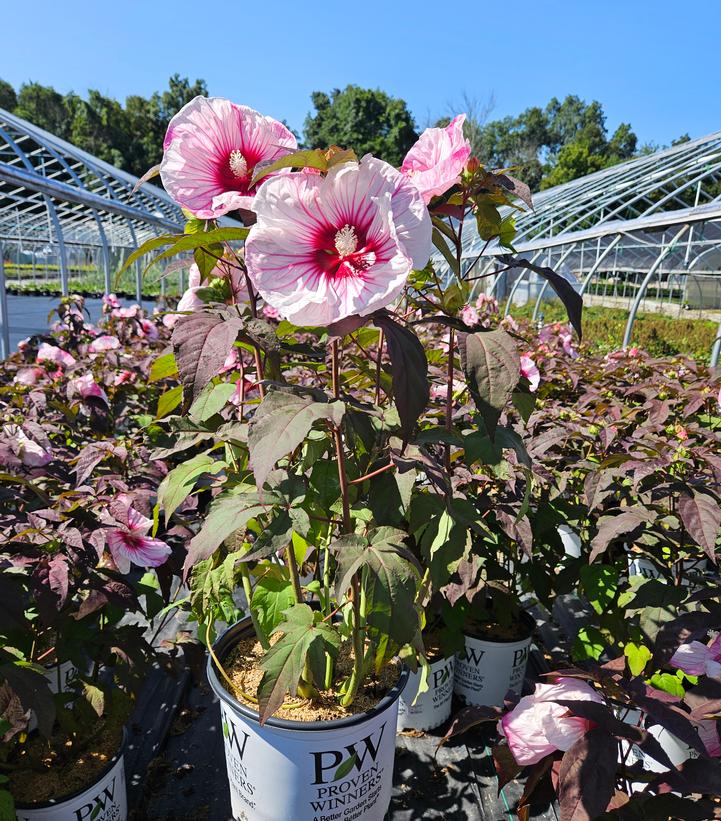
[
  {"x1": 208, "y1": 617, "x2": 409, "y2": 821},
  {"x1": 14, "y1": 727, "x2": 127, "y2": 821},
  {"x1": 454, "y1": 609, "x2": 536, "y2": 707}
]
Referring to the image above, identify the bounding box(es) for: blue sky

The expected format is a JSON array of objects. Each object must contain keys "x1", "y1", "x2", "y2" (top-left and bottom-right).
[{"x1": 2, "y1": 0, "x2": 718, "y2": 146}]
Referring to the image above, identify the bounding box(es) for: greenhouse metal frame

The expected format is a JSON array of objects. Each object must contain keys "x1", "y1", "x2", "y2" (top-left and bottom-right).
[
  {"x1": 456, "y1": 131, "x2": 721, "y2": 365},
  {"x1": 0, "y1": 106, "x2": 189, "y2": 356}
]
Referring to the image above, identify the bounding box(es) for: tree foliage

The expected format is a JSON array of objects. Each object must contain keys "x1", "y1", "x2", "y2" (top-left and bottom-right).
[
  {"x1": 0, "y1": 74, "x2": 207, "y2": 178},
  {"x1": 304, "y1": 84, "x2": 418, "y2": 166}
]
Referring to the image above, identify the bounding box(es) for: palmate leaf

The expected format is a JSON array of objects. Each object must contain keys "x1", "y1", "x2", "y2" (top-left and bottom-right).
[
  {"x1": 458, "y1": 328, "x2": 520, "y2": 438},
  {"x1": 257, "y1": 604, "x2": 340, "y2": 723},
  {"x1": 248, "y1": 389, "x2": 345, "y2": 491},
  {"x1": 332, "y1": 527, "x2": 421, "y2": 647},
  {"x1": 183, "y1": 488, "x2": 279, "y2": 574}
]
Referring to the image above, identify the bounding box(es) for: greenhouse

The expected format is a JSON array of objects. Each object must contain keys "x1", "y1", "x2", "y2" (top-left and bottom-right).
[
  {"x1": 0, "y1": 106, "x2": 184, "y2": 312},
  {"x1": 458, "y1": 130, "x2": 721, "y2": 363}
]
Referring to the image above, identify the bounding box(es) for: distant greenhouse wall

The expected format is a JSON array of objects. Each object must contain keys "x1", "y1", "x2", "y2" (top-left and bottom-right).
[{"x1": 450, "y1": 131, "x2": 721, "y2": 365}]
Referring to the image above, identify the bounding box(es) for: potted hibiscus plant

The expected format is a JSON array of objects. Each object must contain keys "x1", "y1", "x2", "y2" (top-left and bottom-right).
[{"x1": 128, "y1": 92, "x2": 588, "y2": 820}]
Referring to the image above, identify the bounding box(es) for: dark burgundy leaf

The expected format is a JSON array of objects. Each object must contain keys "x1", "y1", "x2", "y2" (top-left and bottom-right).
[
  {"x1": 492, "y1": 743, "x2": 522, "y2": 792},
  {"x1": 0, "y1": 663, "x2": 55, "y2": 738},
  {"x1": 172, "y1": 310, "x2": 244, "y2": 400},
  {"x1": 589, "y1": 508, "x2": 650, "y2": 562},
  {"x1": 373, "y1": 312, "x2": 429, "y2": 442},
  {"x1": 558, "y1": 727, "x2": 616, "y2": 821},
  {"x1": 678, "y1": 491, "x2": 721, "y2": 558},
  {"x1": 498, "y1": 254, "x2": 583, "y2": 339}
]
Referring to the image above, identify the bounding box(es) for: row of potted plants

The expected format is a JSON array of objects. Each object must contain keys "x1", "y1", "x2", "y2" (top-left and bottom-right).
[{"x1": 2, "y1": 93, "x2": 721, "y2": 820}]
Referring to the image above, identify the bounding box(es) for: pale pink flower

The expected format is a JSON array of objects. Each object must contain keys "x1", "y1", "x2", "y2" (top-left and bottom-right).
[
  {"x1": 221, "y1": 348, "x2": 241, "y2": 373},
  {"x1": 68, "y1": 373, "x2": 108, "y2": 405},
  {"x1": 3, "y1": 425, "x2": 53, "y2": 467},
  {"x1": 675, "y1": 425, "x2": 689, "y2": 442},
  {"x1": 717, "y1": 387, "x2": 721, "y2": 411},
  {"x1": 14, "y1": 367, "x2": 44, "y2": 386},
  {"x1": 245, "y1": 156, "x2": 432, "y2": 326},
  {"x1": 163, "y1": 287, "x2": 205, "y2": 328},
  {"x1": 140, "y1": 319, "x2": 159, "y2": 340},
  {"x1": 17, "y1": 338, "x2": 30, "y2": 352},
  {"x1": 499, "y1": 678, "x2": 604, "y2": 766},
  {"x1": 400, "y1": 114, "x2": 471, "y2": 204},
  {"x1": 112, "y1": 305, "x2": 140, "y2": 320},
  {"x1": 476, "y1": 293, "x2": 499, "y2": 313},
  {"x1": 88, "y1": 335, "x2": 120, "y2": 353},
  {"x1": 102, "y1": 293, "x2": 121, "y2": 311},
  {"x1": 114, "y1": 370, "x2": 135, "y2": 386},
  {"x1": 262, "y1": 303, "x2": 280, "y2": 320},
  {"x1": 36, "y1": 343, "x2": 76, "y2": 368},
  {"x1": 430, "y1": 379, "x2": 466, "y2": 401},
  {"x1": 160, "y1": 96, "x2": 297, "y2": 219},
  {"x1": 520, "y1": 353, "x2": 540, "y2": 392},
  {"x1": 188, "y1": 263, "x2": 202, "y2": 289},
  {"x1": 670, "y1": 635, "x2": 721, "y2": 678},
  {"x1": 106, "y1": 504, "x2": 172, "y2": 574},
  {"x1": 228, "y1": 377, "x2": 258, "y2": 406},
  {"x1": 460, "y1": 304, "x2": 479, "y2": 326}
]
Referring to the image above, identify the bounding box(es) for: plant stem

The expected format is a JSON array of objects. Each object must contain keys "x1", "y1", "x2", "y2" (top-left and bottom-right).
[
  {"x1": 239, "y1": 561, "x2": 269, "y2": 650},
  {"x1": 286, "y1": 544, "x2": 304, "y2": 604},
  {"x1": 445, "y1": 328, "x2": 455, "y2": 473},
  {"x1": 375, "y1": 329, "x2": 384, "y2": 406}
]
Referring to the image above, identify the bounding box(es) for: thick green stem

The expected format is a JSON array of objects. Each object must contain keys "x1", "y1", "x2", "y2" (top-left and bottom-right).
[
  {"x1": 239, "y1": 561, "x2": 269, "y2": 650},
  {"x1": 286, "y1": 544, "x2": 304, "y2": 603}
]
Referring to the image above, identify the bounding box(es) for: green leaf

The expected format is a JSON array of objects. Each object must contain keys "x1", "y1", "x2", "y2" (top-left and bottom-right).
[
  {"x1": 149, "y1": 351, "x2": 179, "y2": 383},
  {"x1": 248, "y1": 390, "x2": 345, "y2": 491},
  {"x1": 459, "y1": 329, "x2": 520, "y2": 438},
  {"x1": 474, "y1": 201, "x2": 503, "y2": 241},
  {"x1": 189, "y1": 381, "x2": 236, "y2": 422},
  {"x1": 82, "y1": 682, "x2": 105, "y2": 717},
  {"x1": 251, "y1": 148, "x2": 329, "y2": 186},
  {"x1": 115, "y1": 234, "x2": 178, "y2": 280},
  {"x1": 157, "y1": 453, "x2": 225, "y2": 522},
  {"x1": 579, "y1": 564, "x2": 618, "y2": 615},
  {"x1": 431, "y1": 228, "x2": 460, "y2": 277},
  {"x1": 333, "y1": 753, "x2": 358, "y2": 782},
  {"x1": 150, "y1": 227, "x2": 250, "y2": 269},
  {"x1": 257, "y1": 604, "x2": 340, "y2": 722},
  {"x1": 572, "y1": 626, "x2": 605, "y2": 661},
  {"x1": 251, "y1": 576, "x2": 297, "y2": 636},
  {"x1": 0, "y1": 789, "x2": 14, "y2": 821},
  {"x1": 184, "y1": 489, "x2": 278, "y2": 574},
  {"x1": 624, "y1": 642, "x2": 652, "y2": 677},
  {"x1": 156, "y1": 385, "x2": 183, "y2": 419},
  {"x1": 332, "y1": 528, "x2": 420, "y2": 647},
  {"x1": 648, "y1": 672, "x2": 685, "y2": 698}
]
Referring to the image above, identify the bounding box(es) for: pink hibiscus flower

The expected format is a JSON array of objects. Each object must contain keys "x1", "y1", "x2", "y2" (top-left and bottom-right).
[
  {"x1": 140, "y1": 319, "x2": 159, "y2": 340},
  {"x1": 520, "y1": 353, "x2": 540, "y2": 392},
  {"x1": 36, "y1": 343, "x2": 76, "y2": 368},
  {"x1": 160, "y1": 96, "x2": 297, "y2": 219},
  {"x1": 670, "y1": 635, "x2": 721, "y2": 678},
  {"x1": 114, "y1": 370, "x2": 135, "y2": 386},
  {"x1": 106, "y1": 503, "x2": 172, "y2": 574},
  {"x1": 460, "y1": 304, "x2": 479, "y2": 326},
  {"x1": 245, "y1": 156, "x2": 432, "y2": 326},
  {"x1": 68, "y1": 373, "x2": 108, "y2": 405},
  {"x1": 14, "y1": 367, "x2": 44, "y2": 386},
  {"x1": 88, "y1": 335, "x2": 120, "y2": 353},
  {"x1": 102, "y1": 293, "x2": 121, "y2": 312},
  {"x1": 112, "y1": 305, "x2": 140, "y2": 320},
  {"x1": 3, "y1": 425, "x2": 53, "y2": 467},
  {"x1": 262, "y1": 303, "x2": 280, "y2": 320},
  {"x1": 163, "y1": 286, "x2": 205, "y2": 328},
  {"x1": 499, "y1": 678, "x2": 604, "y2": 766},
  {"x1": 400, "y1": 114, "x2": 471, "y2": 204}
]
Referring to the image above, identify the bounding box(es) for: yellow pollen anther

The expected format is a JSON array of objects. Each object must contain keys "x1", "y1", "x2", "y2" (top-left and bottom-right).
[
  {"x1": 229, "y1": 150, "x2": 248, "y2": 178},
  {"x1": 334, "y1": 224, "x2": 358, "y2": 257}
]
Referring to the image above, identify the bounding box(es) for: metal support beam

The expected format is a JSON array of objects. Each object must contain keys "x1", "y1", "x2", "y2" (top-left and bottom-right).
[
  {"x1": 622, "y1": 225, "x2": 690, "y2": 348},
  {"x1": 0, "y1": 243, "x2": 10, "y2": 359}
]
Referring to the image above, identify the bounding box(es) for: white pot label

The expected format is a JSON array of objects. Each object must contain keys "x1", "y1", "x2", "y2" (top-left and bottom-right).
[
  {"x1": 15, "y1": 754, "x2": 126, "y2": 821},
  {"x1": 627, "y1": 556, "x2": 708, "y2": 587},
  {"x1": 557, "y1": 525, "x2": 581, "y2": 559},
  {"x1": 454, "y1": 633, "x2": 531, "y2": 706},
  {"x1": 44, "y1": 660, "x2": 80, "y2": 694},
  {"x1": 397, "y1": 656, "x2": 454, "y2": 732},
  {"x1": 219, "y1": 698, "x2": 399, "y2": 821}
]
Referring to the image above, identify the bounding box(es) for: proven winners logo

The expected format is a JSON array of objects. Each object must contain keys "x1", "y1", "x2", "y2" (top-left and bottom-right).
[
  {"x1": 309, "y1": 721, "x2": 387, "y2": 820},
  {"x1": 222, "y1": 708, "x2": 257, "y2": 812}
]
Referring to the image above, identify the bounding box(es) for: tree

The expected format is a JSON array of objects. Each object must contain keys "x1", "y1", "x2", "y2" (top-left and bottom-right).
[
  {"x1": 0, "y1": 79, "x2": 17, "y2": 112},
  {"x1": 304, "y1": 85, "x2": 417, "y2": 166},
  {"x1": 14, "y1": 82, "x2": 69, "y2": 138}
]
